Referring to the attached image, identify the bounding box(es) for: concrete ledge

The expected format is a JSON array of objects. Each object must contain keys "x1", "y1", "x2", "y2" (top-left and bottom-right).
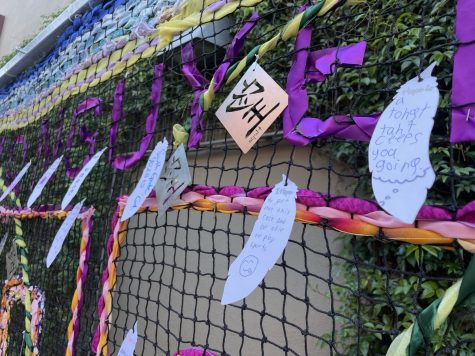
[
  {"x1": 0, "y1": 0, "x2": 101, "y2": 89},
  {"x1": 0, "y1": 0, "x2": 233, "y2": 91}
]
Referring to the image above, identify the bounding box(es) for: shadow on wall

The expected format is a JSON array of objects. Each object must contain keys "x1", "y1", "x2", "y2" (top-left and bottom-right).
[{"x1": 110, "y1": 143, "x2": 353, "y2": 355}]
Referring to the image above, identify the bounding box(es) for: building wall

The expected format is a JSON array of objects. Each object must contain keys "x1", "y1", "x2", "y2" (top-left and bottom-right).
[{"x1": 0, "y1": 0, "x2": 72, "y2": 58}]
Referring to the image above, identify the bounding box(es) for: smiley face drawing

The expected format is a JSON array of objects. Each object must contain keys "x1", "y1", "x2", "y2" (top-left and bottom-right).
[{"x1": 239, "y1": 255, "x2": 259, "y2": 277}]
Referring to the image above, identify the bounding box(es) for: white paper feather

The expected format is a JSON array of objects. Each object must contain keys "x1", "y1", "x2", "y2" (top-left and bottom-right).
[
  {"x1": 221, "y1": 175, "x2": 297, "y2": 305},
  {"x1": 369, "y1": 62, "x2": 439, "y2": 224}
]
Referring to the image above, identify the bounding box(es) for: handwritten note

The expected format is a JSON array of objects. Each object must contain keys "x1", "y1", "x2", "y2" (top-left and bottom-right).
[
  {"x1": 6, "y1": 242, "x2": 18, "y2": 279},
  {"x1": 221, "y1": 175, "x2": 297, "y2": 305},
  {"x1": 46, "y1": 200, "x2": 84, "y2": 268},
  {"x1": 369, "y1": 63, "x2": 439, "y2": 223},
  {"x1": 61, "y1": 147, "x2": 106, "y2": 210},
  {"x1": 155, "y1": 144, "x2": 191, "y2": 217},
  {"x1": 216, "y1": 63, "x2": 288, "y2": 154},
  {"x1": 27, "y1": 156, "x2": 63, "y2": 208},
  {"x1": 117, "y1": 322, "x2": 138, "y2": 356},
  {"x1": 0, "y1": 232, "x2": 8, "y2": 255},
  {"x1": 121, "y1": 138, "x2": 168, "y2": 222},
  {"x1": 0, "y1": 161, "x2": 31, "y2": 202}
]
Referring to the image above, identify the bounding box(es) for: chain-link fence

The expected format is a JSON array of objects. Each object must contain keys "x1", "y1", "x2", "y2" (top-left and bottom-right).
[{"x1": 0, "y1": 0, "x2": 474, "y2": 355}]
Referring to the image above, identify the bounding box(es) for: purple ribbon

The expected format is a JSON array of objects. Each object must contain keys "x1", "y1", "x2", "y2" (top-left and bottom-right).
[
  {"x1": 53, "y1": 108, "x2": 65, "y2": 160},
  {"x1": 15, "y1": 135, "x2": 28, "y2": 163},
  {"x1": 38, "y1": 118, "x2": 51, "y2": 170},
  {"x1": 108, "y1": 79, "x2": 124, "y2": 164},
  {"x1": 30, "y1": 118, "x2": 52, "y2": 189},
  {"x1": 450, "y1": 0, "x2": 475, "y2": 143},
  {"x1": 111, "y1": 63, "x2": 165, "y2": 170},
  {"x1": 0, "y1": 137, "x2": 5, "y2": 157},
  {"x1": 205, "y1": 0, "x2": 231, "y2": 13},
  {"x1": 307, "y1": 41, "x2": 368, "y2": 82},
  {"x1": 215, "y1": 11, "x2": 260, "y2": 91},
  {"x1": 181, "y1": 43, "x2": 208, "y2": 148},
  {"x1": 182, "y1": 12, "x2": 259, "y2": 148},
  {"x1": 64, "y1": 97, "x2": 103, "y2": 179},
  {"x1": 297, "y1": 114, "x2": 380, "y2": 140},
  {"x1": 283, "y1": 24, "x2": 374, "y2": 145}
]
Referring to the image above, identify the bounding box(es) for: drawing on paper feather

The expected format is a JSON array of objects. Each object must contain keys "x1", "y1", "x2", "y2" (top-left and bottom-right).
[
  {"x1": 369, "y1": 63, "x2": 439, "y2": 224},
  {"x1": 221, "y1": 175, "x2": 297, "y2": 305}
]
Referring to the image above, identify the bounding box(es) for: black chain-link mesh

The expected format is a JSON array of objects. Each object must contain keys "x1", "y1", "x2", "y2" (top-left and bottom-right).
[{"x1": 0, "y1": 0, "x2": 474, "y2": 355}]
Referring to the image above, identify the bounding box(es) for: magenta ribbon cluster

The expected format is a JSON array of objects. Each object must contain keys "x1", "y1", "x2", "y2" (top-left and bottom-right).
[
  {"x1": 173, "y1": 347, "x2": 217, "y2": 356},
  {"x1": 181, "y1": 12, "x2": 259, "y2": 148},
  {"x1": 450, "y1": 0, "x2": 475, "y2": 143},
  {"x1": 283, "y1": 22, "x2": 375, "y2": 145},
  {"x1": 181, "y1": 184, "x2": 475, "y2": 222}
]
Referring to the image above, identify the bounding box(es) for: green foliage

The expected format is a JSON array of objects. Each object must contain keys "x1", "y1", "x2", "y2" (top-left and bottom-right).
[
  {"x1": 58, "y1": 0, "x2": 474, "y2": 353},
  {"x1": 331, "y1": 238, "x2": 475, "y2": 355},
  {"x1": 1, "y1": 0, "x2": 473, "y2": 353},
  {"x1": 244, "y1": 0, "x2": 475, "y2": 353},
  {"x1": 316, "y1": 0, "x2": 475, "y2": 354}
]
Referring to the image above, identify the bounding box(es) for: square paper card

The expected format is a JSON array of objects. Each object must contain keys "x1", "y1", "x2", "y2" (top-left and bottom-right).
[{"x1": 216, "y1": 63, "x2": 288, "y2": 153}]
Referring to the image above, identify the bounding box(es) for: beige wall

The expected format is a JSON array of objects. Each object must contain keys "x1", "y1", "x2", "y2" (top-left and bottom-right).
[
  {"x1": 110, "y1": 144, "x2": 353, "y2": 355},
  {"x1": 0, "y1": 0, "x2": 72, "y2": 57}
]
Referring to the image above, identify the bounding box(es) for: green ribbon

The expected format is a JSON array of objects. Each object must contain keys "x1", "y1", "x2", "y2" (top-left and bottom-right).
[{"x1": 406, "y1": 255, "x2": 475, "y2": 355}]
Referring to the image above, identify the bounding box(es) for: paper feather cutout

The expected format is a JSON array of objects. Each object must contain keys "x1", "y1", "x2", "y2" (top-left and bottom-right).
[
  {"x1": 221, "y1": 175, "x2": 297, "y2": 305},
  {"x1": 369, "y1": 62, "x2": 439, "y2": 224}
]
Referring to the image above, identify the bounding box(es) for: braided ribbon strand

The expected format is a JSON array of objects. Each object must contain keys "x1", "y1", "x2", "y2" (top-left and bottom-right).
[
  {"x1": 157, "y1": 184, "x2": 475, "y2": 249},
  {"x1": 0, "y1": 202, "x2": 94, "y2": 356},
  {"x1": 387, "y1": 254, "x2": 475, "y2": 355},
  {"x1": 92, "y1": 204, "x2": 128, "y2": 355},
  {"x1": 0, "y1": 169, "x2": 33, "y2": 355},
  {"x1": 174, "y1": 0, "x2": 346, "y2": 146},
  {"x1": 66, "y1": 208, "x2": 95, "y2": 356},
  {"x1": 0, "y1": 277, "x2": 45, "y2": 356}
]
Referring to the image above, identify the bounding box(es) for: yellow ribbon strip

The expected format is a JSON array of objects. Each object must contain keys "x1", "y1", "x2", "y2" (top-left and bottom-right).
[{"x1": 386, "y1": 279, "x2": 461, "y2": 356}]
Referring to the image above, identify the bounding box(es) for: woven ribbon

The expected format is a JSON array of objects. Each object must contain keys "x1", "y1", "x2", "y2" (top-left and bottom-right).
[
  {"x1": 120, "y1": 184, "x2": 475, "y2": 250},
  {"x1": 0, "y1": 0, "x2": 265, "y2": 133}
]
